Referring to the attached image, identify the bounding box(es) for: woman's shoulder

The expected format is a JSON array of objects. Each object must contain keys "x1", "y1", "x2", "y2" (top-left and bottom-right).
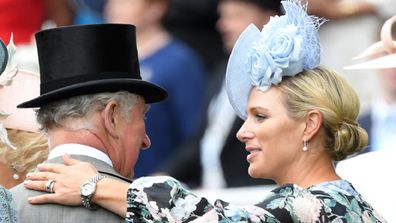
[
  {"x1": 256, "y1": 180, "x2": 386, "y2": 222},
  {"x1": 0, "y1": 186, "x2": 14, "y2": 208},
  {"x1": 0, "y1": 186, "x2": 18, "y2": 223}
]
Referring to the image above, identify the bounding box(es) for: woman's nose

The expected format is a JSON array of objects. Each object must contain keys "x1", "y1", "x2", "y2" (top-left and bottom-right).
[{"x1": 236, "y1": 122, "x2": 255, "y2": 142}]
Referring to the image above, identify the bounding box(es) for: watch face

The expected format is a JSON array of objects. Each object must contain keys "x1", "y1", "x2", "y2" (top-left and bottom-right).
[{"x1": 81, "y1": 182, "x2": 94, "y2": 196}]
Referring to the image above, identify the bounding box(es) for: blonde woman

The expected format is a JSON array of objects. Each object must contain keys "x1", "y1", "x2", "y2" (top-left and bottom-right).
[{"x1": 0, "y1": 39, "x2": 48, "y2": 189}]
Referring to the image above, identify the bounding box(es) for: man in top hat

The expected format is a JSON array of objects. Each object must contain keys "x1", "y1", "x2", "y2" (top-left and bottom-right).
[{"x1": 11, "y1": 24, "x2": 167, "y2": 223}]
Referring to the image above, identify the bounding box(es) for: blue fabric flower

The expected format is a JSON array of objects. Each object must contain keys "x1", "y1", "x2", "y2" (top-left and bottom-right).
[
  {"x1": 244, "y1": 0, "x2": 324, "y2": 92},
  {"x1": 247, "y1": 17, "x2": 304, "y2": 91}
]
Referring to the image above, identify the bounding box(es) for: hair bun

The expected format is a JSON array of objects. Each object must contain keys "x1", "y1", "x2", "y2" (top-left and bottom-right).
[{"x1": 332, "y1": 120, "x2": 368, "y2": 161}]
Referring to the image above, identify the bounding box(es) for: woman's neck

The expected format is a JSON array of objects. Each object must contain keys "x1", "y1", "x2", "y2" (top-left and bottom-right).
[
  {"x1": 276, "y1": 149, "x2": 341, "y2": 188},
  {"x1": 0, "y1": 161, "x2": 24, "y2": 189}
]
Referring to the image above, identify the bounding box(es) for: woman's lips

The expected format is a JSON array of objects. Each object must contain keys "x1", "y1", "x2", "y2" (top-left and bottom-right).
[{"x1": 246, "y1": 147, "x2": 261, "y2": 162}]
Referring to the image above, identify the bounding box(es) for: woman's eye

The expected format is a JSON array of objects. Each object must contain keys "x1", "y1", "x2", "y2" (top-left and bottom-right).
[{"x1": 254, "y1": 114, "x2": 267, "y2": 121}]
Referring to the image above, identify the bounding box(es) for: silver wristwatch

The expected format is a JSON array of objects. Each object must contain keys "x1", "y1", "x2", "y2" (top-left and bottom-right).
[{"x1": 80, "y1": 174, "x2": 105, "y2": 210}]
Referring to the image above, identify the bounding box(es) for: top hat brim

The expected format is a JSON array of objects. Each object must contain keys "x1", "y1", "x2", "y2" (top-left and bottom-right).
[{"x1": 17, "y1": 78, "x2": 168, "y2": 108}]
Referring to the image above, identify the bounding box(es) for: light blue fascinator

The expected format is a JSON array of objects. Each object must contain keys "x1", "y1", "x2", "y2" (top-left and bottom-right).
[{"x1": 226, "y1": 0, "x2": 326, "y2": 119}]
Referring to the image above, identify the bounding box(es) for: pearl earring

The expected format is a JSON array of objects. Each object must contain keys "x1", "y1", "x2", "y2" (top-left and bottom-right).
[
  {"x1": 303, "y1": 140, "x2": 308, "y2": 152},
  {"x1": 13, "y1": 173, "x2": 20, "y2": 180},
  {"x1": 11, "y1": 165, "x2": 20, "y2": 180}
]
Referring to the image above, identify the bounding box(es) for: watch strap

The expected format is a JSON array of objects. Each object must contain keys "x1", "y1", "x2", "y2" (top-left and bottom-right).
[
  {"x1": 90, "y1": 174, "x2": 105, "y2": 185},
  {"x1": 81, "y1": 174, "x2": 105, "y2": 210}
]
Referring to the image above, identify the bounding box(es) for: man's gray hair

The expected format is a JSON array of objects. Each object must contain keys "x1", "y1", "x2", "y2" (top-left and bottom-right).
[{"x1": 36, "y1": 91, "x2": 141, "y2": 132}]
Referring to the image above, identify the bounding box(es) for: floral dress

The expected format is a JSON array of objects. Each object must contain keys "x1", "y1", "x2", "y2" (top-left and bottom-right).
[
  {"x1": 0, "y1": 186, "x2": 18, "y2": 223},
  {"x1": 125, "y1": 176, "x2": 386, "y2": 223}
]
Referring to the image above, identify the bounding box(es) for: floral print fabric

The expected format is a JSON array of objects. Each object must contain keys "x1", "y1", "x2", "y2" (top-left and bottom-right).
[
  {"x1": 125, "y1": 176, "x2": 386, "y2": 222},
  {"x1": 0, "y1": 186, "x2": 18, "y2": 223}
]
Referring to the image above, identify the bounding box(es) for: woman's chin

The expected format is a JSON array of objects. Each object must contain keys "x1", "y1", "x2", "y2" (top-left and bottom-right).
[
  {"x1": 248, "y1": 166, "x2": 260, "y2": 178},
  {"x1": 248, "y1": 165, "x2": 270, "y2": 180}
]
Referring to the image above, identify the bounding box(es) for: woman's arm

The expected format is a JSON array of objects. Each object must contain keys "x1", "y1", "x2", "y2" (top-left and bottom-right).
[
  {"x1": 24, "y1": 154, "x2": 128, "y2": 217},
  {"x1": 93, "y1": 177, "x2": 129, "y2": 217},
  {"x1": 23, "y1": 155, "x2": 283, "y2": 222}
]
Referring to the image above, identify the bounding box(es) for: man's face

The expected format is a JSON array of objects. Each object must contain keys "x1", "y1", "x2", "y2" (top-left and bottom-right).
[
  {"x1": 111, "y1": 97, "x2": 150, "y2": 178},
  {"x1": 217, "y1": 1, "x2": 277, "y2": 53}
]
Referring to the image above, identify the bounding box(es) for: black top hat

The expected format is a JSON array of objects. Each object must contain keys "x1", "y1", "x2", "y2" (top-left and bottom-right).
[{"x1": 18, "y1": 24, "x2": 168, "y2": 108}]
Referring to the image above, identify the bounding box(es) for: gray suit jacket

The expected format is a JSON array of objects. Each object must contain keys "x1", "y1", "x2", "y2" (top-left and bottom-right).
[{"x1": 11, "y1": 155, "x2": 131, "y2": 223}]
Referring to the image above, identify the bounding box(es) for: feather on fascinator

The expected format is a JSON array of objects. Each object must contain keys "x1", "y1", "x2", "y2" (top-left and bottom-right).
[
  {"x1": 0, "y1": 37, "x2": 41, "y2": 150},
  {"x1": 226, "y1": 0, "x2": 325, "y2": 119},
  {"x1": 345, "y1": 15, "x2": 396, "y2": 70}
]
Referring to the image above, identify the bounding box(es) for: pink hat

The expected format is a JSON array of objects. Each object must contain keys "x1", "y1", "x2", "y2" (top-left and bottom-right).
[
  {"x1": 0, "y1": 69, "x2": 40, "y2": 133},
  {"x1": 345, "y1": 15, "x2": 396, "y2": 70}
]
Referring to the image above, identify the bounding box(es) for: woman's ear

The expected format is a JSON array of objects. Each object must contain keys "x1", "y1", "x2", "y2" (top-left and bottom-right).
[
  {"x1": 303, "y1": 109, "x2": 322, "y2": 140},
  {"x1": 102, "y1": 101, "x2": 119, "y2": 139}
]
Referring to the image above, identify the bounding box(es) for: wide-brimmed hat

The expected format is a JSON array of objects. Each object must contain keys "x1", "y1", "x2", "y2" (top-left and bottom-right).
[
  {"x1": 18, "y1": 24, "x2": 168, "y2": 108},
  {"x1": 345, "y1": 15, "x2": 396, "y2": 70},
  {"x1": 0, "y1": 71, "x2": 40, "y2": 133},
  {"x1": 226, "y1": 0, "x2": 325, "y2": 119},
  {"x1": 0, "y1": 38, "x2": 40, "y2": 133}
]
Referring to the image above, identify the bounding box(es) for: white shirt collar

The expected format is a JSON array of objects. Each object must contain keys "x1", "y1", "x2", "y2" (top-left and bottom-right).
[{"x1": 48, "y1": 143, "x2": 113, "y2": 167}]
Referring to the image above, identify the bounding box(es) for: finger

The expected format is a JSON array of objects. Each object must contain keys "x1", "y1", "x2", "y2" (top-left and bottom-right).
[
  {"x1": 28, "y1": 194, "x2": 58, "y2": 204},
  {"x1": 25, "y1": 172, "x2": 56, "y2": 181},
  {"x1": 62, "y1": 154, "x2": 81, "y2": 166},
  {"x1": 24, "y1": 179, "x2": 48, "y2": 192},
  {"x1": 36, "y1": 163, "x2": 66, "y2": 173}
]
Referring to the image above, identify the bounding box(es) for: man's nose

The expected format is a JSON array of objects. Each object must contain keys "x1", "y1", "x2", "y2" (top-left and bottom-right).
[{"x1": 142, "y1": 134, "x2": 151, "y2": 150}]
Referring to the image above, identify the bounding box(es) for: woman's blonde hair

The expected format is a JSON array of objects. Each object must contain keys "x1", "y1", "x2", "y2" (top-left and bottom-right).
[
  {"x1": 278, "y1": 66, "x2": 368, "y2": 161},
  {"x1": 0, "y1": 129, "x2": 49, "y2": 175}
]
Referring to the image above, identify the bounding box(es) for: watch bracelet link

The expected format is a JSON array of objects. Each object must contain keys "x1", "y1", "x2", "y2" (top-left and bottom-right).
[
  {"x1": 91, "y1": 174, "x2": 105, "y2": 185},
  {"x1": 81, "y1": 174, "x2": 105, "y2": 210}
]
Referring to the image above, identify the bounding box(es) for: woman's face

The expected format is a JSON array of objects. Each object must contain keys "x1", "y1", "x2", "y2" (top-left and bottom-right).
[{"x1": 237, "y1": 87, "x2": 306, "y2": 182}]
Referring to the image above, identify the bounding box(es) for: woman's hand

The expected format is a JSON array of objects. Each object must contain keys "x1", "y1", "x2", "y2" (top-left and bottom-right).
[{"x1": 24, "y1": 154, "x2": 98, "y2": 205}]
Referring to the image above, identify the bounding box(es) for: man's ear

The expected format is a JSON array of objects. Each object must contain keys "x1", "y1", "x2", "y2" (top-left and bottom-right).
[
  {"x1": 102, "y1": 101, "x2": 120, "y2": 139},
  {"x1": 303, "y1": 110, "x2": 322, "y2": 140}
]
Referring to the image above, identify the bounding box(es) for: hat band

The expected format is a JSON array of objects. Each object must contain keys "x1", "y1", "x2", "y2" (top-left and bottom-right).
[{"x1": 40, "y1": 72, "x2": 141, "y2": 94}]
